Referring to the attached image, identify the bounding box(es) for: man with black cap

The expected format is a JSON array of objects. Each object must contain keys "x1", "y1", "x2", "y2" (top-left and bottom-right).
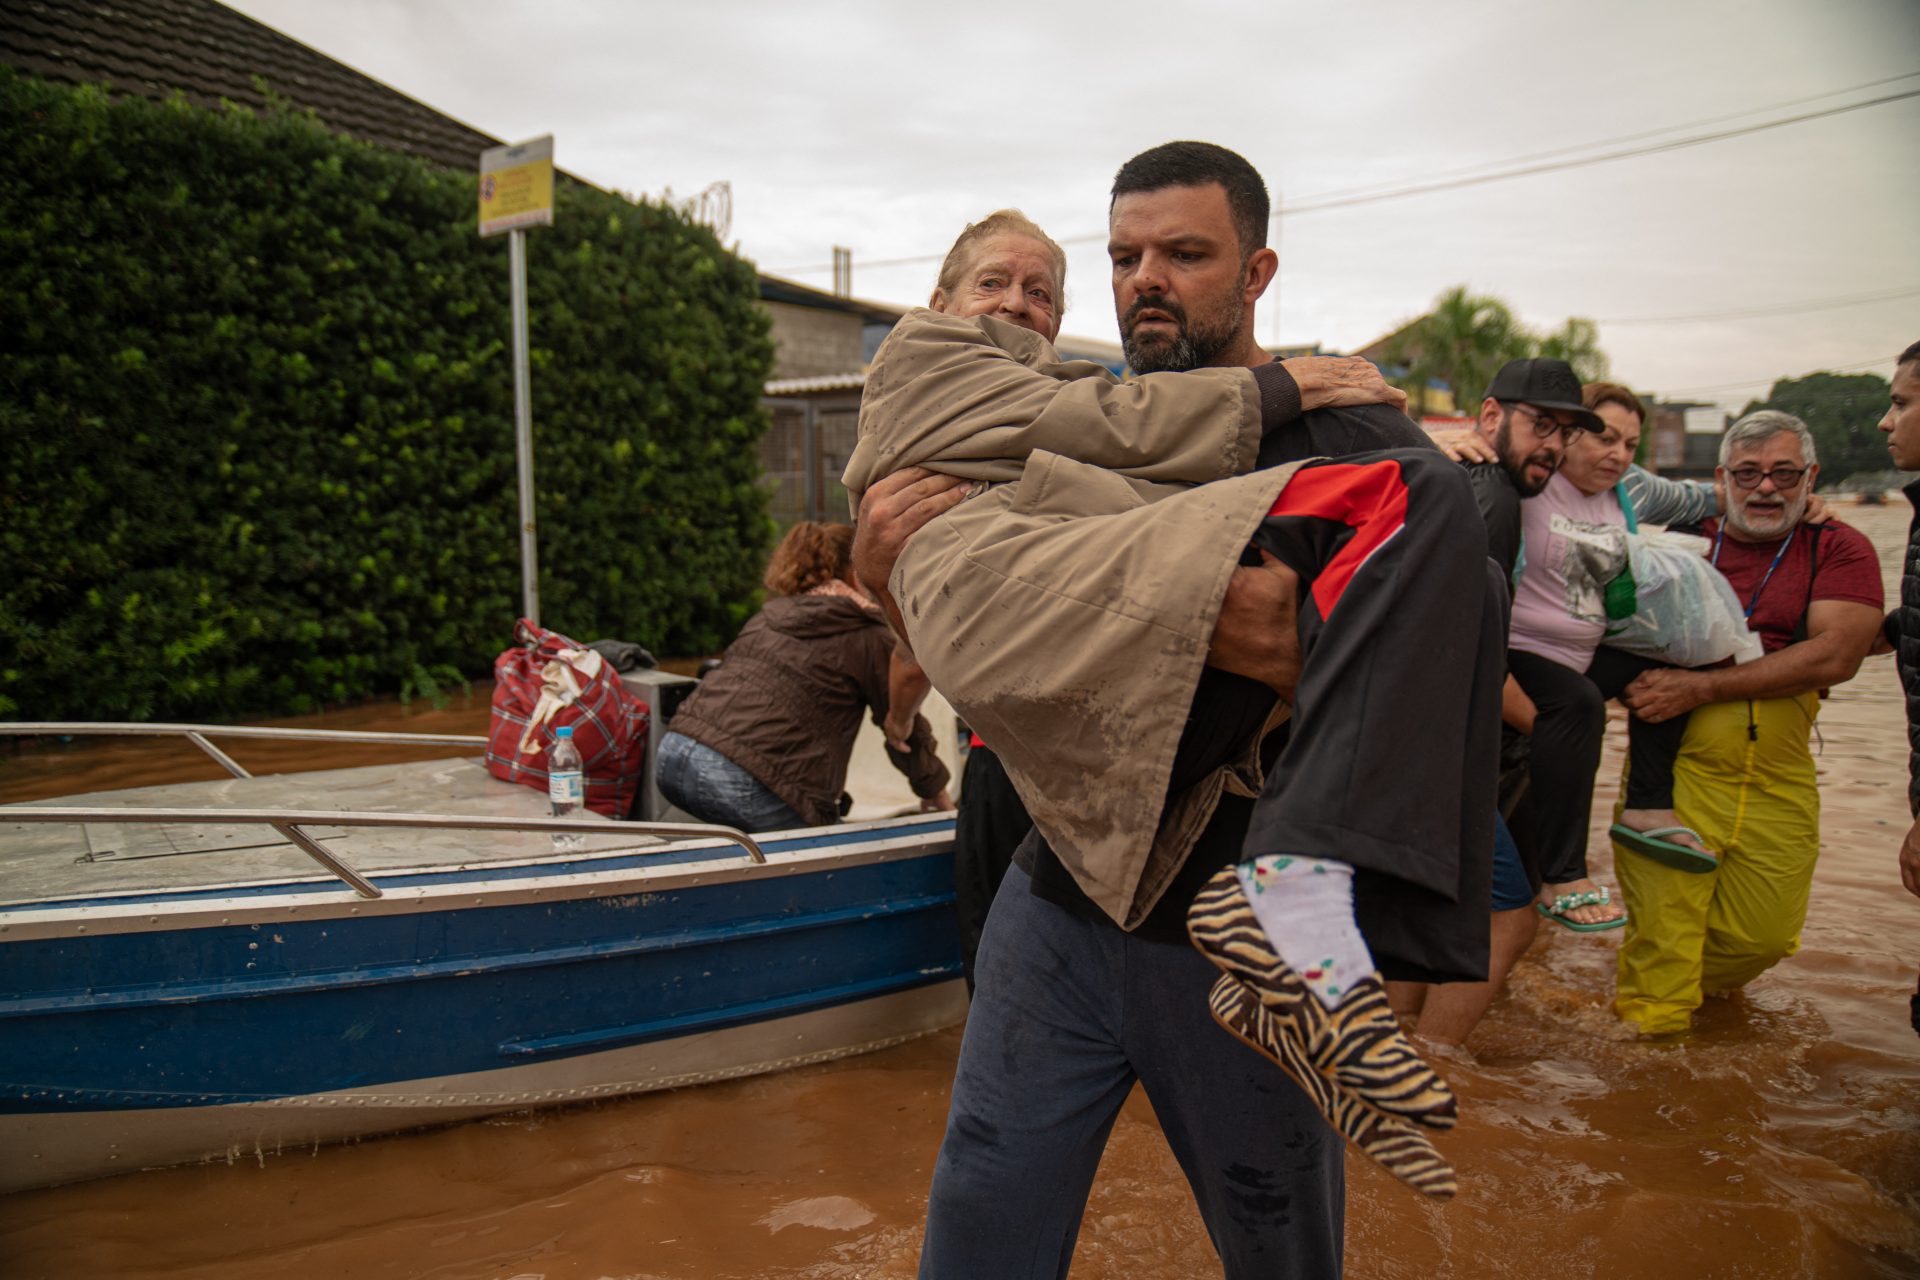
[{"x1": 1387, "y1": 356, "x2": 1598, "y2": 1046}]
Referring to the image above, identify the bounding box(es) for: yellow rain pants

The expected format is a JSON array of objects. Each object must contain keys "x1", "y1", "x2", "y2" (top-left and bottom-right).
[{"x1": 1613, "y1": 692, "x2": 1822, "y2": 1035}]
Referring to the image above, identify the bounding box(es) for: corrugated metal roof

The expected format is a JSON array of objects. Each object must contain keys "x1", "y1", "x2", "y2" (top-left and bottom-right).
[
  {"x1": 763, "y1": 372, "x2": 868, "y2": 396},
  {"x1": 1, "y1": 0, "x2": 504, "y2": 171}
]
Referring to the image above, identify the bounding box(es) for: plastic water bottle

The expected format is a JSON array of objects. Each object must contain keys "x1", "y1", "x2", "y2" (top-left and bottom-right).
[{"x1": 548, "y1": 725, "x2": 585, "y2": 849}]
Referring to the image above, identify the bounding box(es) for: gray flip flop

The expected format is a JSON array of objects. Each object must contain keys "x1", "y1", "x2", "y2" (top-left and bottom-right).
[{"x1": 1610, "y1": 822, "x2": 1718, "y2": 874}]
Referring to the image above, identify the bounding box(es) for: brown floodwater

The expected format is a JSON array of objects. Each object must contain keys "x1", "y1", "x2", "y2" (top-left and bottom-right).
[{"x1": 2, "y1": 505, "x2": 1917, "y2": 1278}]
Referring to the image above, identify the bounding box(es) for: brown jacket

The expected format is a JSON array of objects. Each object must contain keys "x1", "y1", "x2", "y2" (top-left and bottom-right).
[
  {"x1": 843, "y1": 309, "x2": 1307, "y2": 929},
  {"x1": 666, "y1": 593, "x2": 949, "y2": 827}
]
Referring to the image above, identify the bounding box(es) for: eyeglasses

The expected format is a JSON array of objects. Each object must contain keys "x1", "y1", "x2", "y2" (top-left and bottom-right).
[
  {"x1": 1505, "y1": 403, "x2": 1586, "y2": 442},
  {"x1": 1726, "y1": 465, "x2": 1809, "y2": 490}
]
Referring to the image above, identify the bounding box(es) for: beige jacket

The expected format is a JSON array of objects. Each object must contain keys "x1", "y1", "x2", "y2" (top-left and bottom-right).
[{"x1": 843, "y1": 309, "x2": 1306, "y2": 929}]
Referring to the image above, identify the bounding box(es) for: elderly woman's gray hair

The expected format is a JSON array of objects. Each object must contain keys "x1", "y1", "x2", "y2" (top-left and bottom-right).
[
  {"x1": 1720, "y1": 409, "x2": 1818, "y2": 467},
  {"x1": 934, "y1": 209, "x2": 1067, "y2": 304}
]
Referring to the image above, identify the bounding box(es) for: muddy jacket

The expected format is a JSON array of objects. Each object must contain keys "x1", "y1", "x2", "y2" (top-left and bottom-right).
[
  {"x1": 666, "y1": 593, "x2": 949, "y2": 827},
  {"x1": 1891, "y1": 478, "x2": 1920, "y2": 815},
  {"x1": 844, "y1": 309, "x2": 1310, "y2": 929}
]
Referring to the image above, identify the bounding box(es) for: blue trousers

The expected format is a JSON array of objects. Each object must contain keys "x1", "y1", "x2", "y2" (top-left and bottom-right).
[{"x1": 919, "y1": 864, "x2": 1344, "y2": 1278}]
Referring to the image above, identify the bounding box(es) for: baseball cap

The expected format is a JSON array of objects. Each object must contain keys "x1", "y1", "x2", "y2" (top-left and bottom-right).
[{"x1": 1485, "y1": 358, "x2": 1602, "y2": 431}]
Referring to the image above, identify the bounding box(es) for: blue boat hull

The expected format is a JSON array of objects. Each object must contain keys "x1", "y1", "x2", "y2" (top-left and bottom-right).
[{"x1": 0, "y1": 816, "x2": 965, "y2": 1190}]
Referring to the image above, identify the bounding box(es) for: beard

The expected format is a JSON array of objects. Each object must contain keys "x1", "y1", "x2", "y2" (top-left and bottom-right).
[
  {"x1": 1724, "y1": 490, "x2": 1807, "y2": 540},
  {"x1": 1121, "y1": 292, "x2": 1244, "y2": 373},
  {"x1": 1494, "y1": 418, "x2": 1558, "y2": 497}
]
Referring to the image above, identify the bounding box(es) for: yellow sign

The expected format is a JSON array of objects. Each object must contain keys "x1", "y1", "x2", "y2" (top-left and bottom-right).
[{"x1": 478, "y1": 135, "x2": 554, "y2": 237}]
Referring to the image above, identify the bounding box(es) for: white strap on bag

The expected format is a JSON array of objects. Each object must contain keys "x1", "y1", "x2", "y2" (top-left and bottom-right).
[{"x1": 513, "y1": 648, "x2": 607, "y2": 756}]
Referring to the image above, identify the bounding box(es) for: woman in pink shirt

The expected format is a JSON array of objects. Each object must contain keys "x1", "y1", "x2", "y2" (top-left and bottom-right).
[{"x1": 1503, "y1": 384, "x2": 1714, "y2": 929}]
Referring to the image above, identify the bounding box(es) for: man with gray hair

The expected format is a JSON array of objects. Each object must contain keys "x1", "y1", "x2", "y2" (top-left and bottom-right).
[{"x1": 1611, "y1": 409, "x2": 1884, "y2": 1034}]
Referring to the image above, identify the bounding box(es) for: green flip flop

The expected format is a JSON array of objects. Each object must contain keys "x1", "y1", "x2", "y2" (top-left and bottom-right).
[
  {"x1": 1610, "y1": 822, "x2": 1719, "y2": 874},
  {"x1": 1536, "y1": 886, "x2": 1626, "y2": 932}
]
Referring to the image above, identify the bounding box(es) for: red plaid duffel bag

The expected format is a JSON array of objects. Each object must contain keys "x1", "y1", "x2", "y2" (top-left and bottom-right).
[{"x1": 485, "y1": 618, "x2": 650, "y2": 818}]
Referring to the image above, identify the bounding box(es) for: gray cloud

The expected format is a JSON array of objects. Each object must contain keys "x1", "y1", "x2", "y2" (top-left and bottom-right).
[{"x1": 232, "y1": 0, "x2": 1920, "y2": 408}]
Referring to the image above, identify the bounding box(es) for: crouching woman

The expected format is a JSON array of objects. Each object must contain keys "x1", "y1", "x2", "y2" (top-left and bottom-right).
[{"x1": 655, "y1": 521, "x2": 953, "y2": 832}]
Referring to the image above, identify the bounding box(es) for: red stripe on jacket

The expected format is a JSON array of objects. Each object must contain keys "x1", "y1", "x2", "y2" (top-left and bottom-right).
[{"x1": 1265, "y1": 460, "x2": 1410, "y2": 618}]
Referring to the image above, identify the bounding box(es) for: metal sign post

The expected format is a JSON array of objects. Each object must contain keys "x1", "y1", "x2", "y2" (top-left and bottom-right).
[{"x1": 478, "y1": 135, "x2": 555, "y2": 626}]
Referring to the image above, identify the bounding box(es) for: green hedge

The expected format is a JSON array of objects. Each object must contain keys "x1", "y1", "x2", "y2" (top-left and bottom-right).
[{"x1": 0, "y1": 71, "x2": 775, "y2": 720}]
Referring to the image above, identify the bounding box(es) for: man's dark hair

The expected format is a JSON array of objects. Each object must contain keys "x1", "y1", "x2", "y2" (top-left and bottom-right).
[
  {"x1": 1111, "y1": 141, "x2": 1269, "y2": 259},
  {"x1": 1900, "y1": 338, "x2": 1920, "y2": 368}
]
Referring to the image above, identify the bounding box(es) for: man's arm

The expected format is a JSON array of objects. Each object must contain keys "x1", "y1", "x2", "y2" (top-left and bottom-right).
[
  {"x1": 852, "y1": 467, "x2": 972, "y2": 640},
  {"x1": 883, "y1": 645, "x2": 933, "y2": 751},
  {"x1": 1620, "y1": 599, "x2": 1883, "y2": 721},
  {"x1": 1465, "y1": 466, "x2": 1521, "y2": 582},
  {"x1": 1206, "y1": 552, "x2": 1302, "y2": 697}
]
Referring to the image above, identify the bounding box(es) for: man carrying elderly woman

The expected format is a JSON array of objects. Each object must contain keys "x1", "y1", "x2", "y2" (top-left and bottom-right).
[{"x1": 847, "y1": 141, "x2": 1505, "y2": 1277}]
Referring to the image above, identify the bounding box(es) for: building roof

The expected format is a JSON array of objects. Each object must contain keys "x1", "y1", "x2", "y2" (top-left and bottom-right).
[
  {"x1": 0, "y1": 0, "x2": 926, "y2": 334},
  {"x1": 758, "y1": 275, "x2": 907, "y2": 328},
  {"x1": 0, "y1": 0, "x2": 504, "y2": 171},
  {"x1": 764, "y1": 372, "x2": 868, "y2": 397}
]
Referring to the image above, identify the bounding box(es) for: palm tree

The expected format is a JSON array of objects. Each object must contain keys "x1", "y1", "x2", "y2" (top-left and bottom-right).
[
  {"x1": 1537, "y1": 317, "x2": 1610, "y2": 383},
  {"x1": 1383, "y1": 286, "x2": 1531, "y2": 416}
]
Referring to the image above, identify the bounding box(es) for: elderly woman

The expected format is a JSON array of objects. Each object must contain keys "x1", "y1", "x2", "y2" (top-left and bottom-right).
[{"x1": 654, "y1": 521, "x2": 951, "y2": 832}]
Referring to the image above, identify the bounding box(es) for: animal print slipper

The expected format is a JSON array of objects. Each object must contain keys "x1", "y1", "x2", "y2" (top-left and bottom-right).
[
  {"x1": 1206, "y1": 973, "x2": 1457, "y2": 1200},
  {"x1": 1188, "y1": 864, "x2": 1457, "y2": 1132}
]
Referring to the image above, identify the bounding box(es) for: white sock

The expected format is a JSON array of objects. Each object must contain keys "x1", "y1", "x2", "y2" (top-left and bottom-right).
[{"x1": 1236, "y1": 854, "x2": 1376, "y2": 1010}]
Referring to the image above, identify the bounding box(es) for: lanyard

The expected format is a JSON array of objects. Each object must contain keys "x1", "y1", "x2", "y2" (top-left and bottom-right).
[{"x1": 1712, "y1": 521, "x2": 1796, "y2": 620}]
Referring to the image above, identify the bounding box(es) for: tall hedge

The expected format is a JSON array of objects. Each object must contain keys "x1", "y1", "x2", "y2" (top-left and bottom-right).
[{"x1": 0, "y1": 71, "x2": 775, "y2": 720}]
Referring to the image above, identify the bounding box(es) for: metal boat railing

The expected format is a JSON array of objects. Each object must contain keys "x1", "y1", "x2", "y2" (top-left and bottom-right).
[{"x1": 0, "y1": 722, "x2": 766, "y2": 899}]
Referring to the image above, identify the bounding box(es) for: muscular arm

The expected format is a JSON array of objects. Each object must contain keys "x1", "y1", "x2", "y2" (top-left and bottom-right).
[{"x1": 1619, "y1": 599, "x2": 1883, "y2": 721}]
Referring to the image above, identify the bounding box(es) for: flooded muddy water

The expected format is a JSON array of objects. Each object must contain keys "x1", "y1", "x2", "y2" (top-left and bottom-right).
[{"x1": 2, "y1": 504, "x2": 1917, "y2": 1278}]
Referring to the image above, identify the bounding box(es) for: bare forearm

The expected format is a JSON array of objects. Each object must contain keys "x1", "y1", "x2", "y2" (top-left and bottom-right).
[
  {"x1": 1691, "y1": 635, "x2": 1863, "y2": 703},
  {"x1": 888, "y1": 650, "x2": 932, "y2": 721}
]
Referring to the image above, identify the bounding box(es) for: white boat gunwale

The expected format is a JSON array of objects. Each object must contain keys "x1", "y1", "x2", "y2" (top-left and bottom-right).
[{"x1": 0, "y1": 814, "x2": 957, "y2": 941}]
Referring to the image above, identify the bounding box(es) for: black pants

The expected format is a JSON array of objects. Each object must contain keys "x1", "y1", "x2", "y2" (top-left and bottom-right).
[
  {"x1": 951, "y1": 744, "x2": 1030, "y2": 992},
  {"x1": 1174, "y1": 449, "x2": 1504, "y2": 981},
  {"x1": 1505, "y1": 646, "x2": 1689, "y2": 887}
]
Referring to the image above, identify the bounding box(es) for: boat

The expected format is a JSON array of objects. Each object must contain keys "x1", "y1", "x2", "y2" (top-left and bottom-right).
[{"x1": 0, "y1": 696, "x2": 966, "y2": 1193}]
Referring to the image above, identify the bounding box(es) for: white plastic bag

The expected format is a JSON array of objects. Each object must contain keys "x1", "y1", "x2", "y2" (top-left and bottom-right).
[{"x1": 1605, "y1": 530, "x2": 1763, "y2": 667}]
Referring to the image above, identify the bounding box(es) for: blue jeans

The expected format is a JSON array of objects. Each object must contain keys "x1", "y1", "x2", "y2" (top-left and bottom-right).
[
  {"x1": 1489, "y1": 811, "x2": 1535, "y2": 912},
  {"x1": 919, "y1": 863, "x2": 1343, "y2": 1279},
  {"x1": 654, "y1": 732, "x2": 807, "y2": 832}
]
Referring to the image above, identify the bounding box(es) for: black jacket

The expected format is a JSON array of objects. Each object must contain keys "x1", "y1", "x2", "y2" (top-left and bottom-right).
[
  {"x1": 1889, "y1": 479, "x2": 1920, "y2": 816},
  {"x1": 1465, "y1": 462, "x2": 1524, "y2": 584}
]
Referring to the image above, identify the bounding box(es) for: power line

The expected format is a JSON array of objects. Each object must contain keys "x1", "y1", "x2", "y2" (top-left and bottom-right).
[
  {"x1": 1597, "y1": 284, "x2": 1920, "y2": 325},
  {"x1": 765, "y1": 77, "x2": 1919, "y2": 276},
  {"x1": 1280, "y1": 88, "x2": 1920, "y2": 216},
  {"x1": 1656, "y1": 354, "x2": 1898, "y2": 397},
  {"x1": 1285, "y1": 71, "x2": 1919, "y2": 206}
]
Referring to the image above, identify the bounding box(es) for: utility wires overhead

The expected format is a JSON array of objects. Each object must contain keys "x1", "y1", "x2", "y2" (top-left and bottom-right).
[{"x1": 767, "y1": 72, "x2": 1919, "y2": 276}]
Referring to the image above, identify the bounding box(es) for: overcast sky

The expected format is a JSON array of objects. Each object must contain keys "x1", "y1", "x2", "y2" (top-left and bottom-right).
[{"x1": 230, "y1": 0, "x2": 1919, "y2": 412}]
